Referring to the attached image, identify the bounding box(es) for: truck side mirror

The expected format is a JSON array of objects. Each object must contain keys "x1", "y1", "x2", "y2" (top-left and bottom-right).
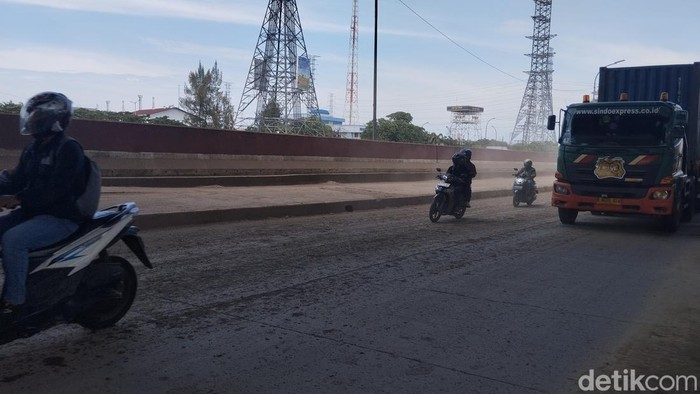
[
  {"x1": 675, "y1": 110, "x2": 688, "y2": 126},
  {"x1": 672, "y1": 110, "x2": 689, "y2": 138},
  {"x1": 547, "y1": 115, "x2": 556, "y2": 130},
  {"x1": 671, "y1": 126, "x2": 685, "y2": 138}
]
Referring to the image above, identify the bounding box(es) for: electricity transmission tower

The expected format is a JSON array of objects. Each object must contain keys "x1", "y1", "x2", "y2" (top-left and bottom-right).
[
  {"x1": 510, "y1": 0, "x2": 556, "y2": 144},
  {"x1": 345, "y1": 0, "x2": 359, "y2": 126},
  {"x1": 235, "y1": 0, "x2": 321, "y2": 134}
]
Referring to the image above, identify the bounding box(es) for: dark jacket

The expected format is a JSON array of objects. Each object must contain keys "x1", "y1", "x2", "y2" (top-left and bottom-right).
[
  {"x1": 447, "y1": 161, "x2": 477, "y2": 185},
  {"x1": 0, "y1": 133, "x2": 86, "y2": 223},
  {"x1": 516, "y1": 166, "x2": 537, "y2": 179}
]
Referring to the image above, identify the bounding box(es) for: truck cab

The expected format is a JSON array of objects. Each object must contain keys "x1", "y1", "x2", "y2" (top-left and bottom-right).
[{"x1": 549, "y1": 94, "x2": 693, "y2": 231}]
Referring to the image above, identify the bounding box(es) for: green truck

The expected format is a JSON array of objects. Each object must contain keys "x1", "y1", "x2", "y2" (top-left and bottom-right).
[{"x1": 548, "y1": 62, "x2": 700, "y2": 231}]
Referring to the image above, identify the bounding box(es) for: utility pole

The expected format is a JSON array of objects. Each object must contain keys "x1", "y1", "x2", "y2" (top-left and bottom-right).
[
  {"x1": 372, "y1": 0, "x2": 378, "y2": 140},
  {"x1": 593, "y1": 59, "x2": 625, "y2": 102},
  {"x1": 485, "y1": 117, "x2": 495, "y2": 140}
]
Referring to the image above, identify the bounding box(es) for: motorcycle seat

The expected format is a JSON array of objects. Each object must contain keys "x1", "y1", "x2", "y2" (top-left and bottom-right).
[{"x1": 23, "y1": 205, "x2": 129, "y2": 254}]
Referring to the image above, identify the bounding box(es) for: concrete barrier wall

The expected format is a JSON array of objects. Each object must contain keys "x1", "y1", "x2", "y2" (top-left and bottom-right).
[{"x1": 0, "y1": 113, "x2": 556, "y2": 176}]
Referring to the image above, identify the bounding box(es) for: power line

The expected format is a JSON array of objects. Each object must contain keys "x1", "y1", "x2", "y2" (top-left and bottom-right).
[{"x1": 396, "y1": 0, "x2": 525, "y2": 82}]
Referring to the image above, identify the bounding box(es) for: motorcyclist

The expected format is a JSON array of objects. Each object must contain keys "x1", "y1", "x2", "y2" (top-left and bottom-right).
[
  {"x1": 0, "y1": 92, "x2": 87, "y2": 324},
  {"x1": 446, "y1": 149, "x2": 477, "y2": 208},
  {"x1": 516, "y1": 159, "x2": 537, "y2": 193}
]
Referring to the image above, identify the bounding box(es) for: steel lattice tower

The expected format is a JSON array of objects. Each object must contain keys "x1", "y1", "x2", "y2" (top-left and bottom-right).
[
  {"x1": 510, "y1": 0, "x2": 556, "y2": 144},
  {"x1": 235, "y1": 0, "x2": 320, "y2": 133},
  {"x1": 345, "y1": 0, "x2": 359, "y2": 126}
]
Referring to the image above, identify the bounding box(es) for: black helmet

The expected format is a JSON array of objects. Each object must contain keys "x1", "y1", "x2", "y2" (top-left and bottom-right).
[
  {"x1": 20, "y1": 92, "x2": 73, "y2": 136},
  {"x1": 452, "y1": 151, "x2": 466, "y2": 166},
  {"x1": 452, "y1": 148, "x2": 472, "y2": 166}
]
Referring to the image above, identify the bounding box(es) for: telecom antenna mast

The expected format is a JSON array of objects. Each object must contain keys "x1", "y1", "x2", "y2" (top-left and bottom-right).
[
  {"x1": 510, "y1": 0, "x2": 556, "y2": 144},
  {"x1": 345, "y1": 0, "x2": 359, "y2": 125},
  {"x1": 235, "y1": 0, "x2": 320, "y2": 133}
]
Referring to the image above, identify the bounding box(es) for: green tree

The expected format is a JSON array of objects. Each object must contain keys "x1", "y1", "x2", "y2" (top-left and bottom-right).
[
  {"x1": 0, "y1": 101, "x2": 185, "y2": 126},
  {"x1": 290, "y1": 116, "x2": 333, "y2": 136},
  {"x1": 249, "y1": 101, "x2": 282, "y2": 132},
  {"x1": 180, "y1": 61, "x2": 234, "y2": 129},
  {"x1": 147, "y1": 116, "x2": 187, "y2": 126},
  {"x1": 361, "y1": 111, "x2": 430, "y2": 143},
  {"x1": 72, "y1": 108, "x2": 186, "y2": 125},
  {"x1": 249, "y1": 102, "x2": 330, "y2": 136},
  {"x1": 73, "y1": 108, "x2": 145, "y2": 123},
  {"x1": 0, "y1": 101, "x2": 21, "y2": 114},
  {"x1": 387, "y1": 111, "x2": 413, "y2": 123}
]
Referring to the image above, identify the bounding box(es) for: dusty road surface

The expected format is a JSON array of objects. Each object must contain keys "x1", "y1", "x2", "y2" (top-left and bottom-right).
[{"x1": 1, "y1": 196, "x2": 700, "y2": 393}]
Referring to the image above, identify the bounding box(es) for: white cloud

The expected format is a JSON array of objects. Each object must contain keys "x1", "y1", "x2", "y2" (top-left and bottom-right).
[
  {"x1": 143, "y1": 38, "x2": 251, "y2": 62},
  {"x1": 496, "y1": 19, "x2": 531, "y2": 37},
  {"x1": 0, "y1": 0, "x2": 351, "y2": 33},
  {"x1": 0, "y1": 46, "x2": 177, "y2": 77},
  {"x1": 0, "y1": 0, "x2": 262, "y2": 24}
]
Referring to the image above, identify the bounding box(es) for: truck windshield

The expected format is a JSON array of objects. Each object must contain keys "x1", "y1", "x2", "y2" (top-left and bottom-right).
[{"x1": 563, "y1": 106, "x2": 672, "y2": 146}]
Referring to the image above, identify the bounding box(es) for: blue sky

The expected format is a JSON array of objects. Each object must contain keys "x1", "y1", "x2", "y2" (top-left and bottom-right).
[{"x1": 1, "y1": 0, "x2": 699, "y2": 141}]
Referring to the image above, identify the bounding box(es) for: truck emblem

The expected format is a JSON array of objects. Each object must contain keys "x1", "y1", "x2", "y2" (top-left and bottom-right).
[{"x1": 594, "y1": 156, "x2": 626, "y2": 179}]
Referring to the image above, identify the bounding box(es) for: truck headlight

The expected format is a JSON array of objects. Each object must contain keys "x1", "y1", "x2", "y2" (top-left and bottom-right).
[
  {"x1": 554, "y1": 184, "x2": 570, "y2": 195},
  {"x1": 651, "y1": 190, "x2": 670, "y2": 200}
]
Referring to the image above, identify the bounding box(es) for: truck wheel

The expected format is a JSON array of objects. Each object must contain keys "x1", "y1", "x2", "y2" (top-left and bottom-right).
[{"x1": 558, "y1": 208, "x2": 578, "y2": 225}]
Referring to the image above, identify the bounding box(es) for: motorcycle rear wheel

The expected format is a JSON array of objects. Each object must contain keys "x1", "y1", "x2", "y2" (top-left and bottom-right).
[
  {"x1": 453, "y1": 206, "x2": 466, "y2": 219},
  {"x1": 429, "y1": 197, "x2": 442, "y2": 223},
  {"x1": 75, "y1": 256, "x2": 138, "y2": 330}
]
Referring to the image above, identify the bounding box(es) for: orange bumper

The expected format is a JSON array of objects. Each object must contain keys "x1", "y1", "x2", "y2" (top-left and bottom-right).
[{"x1": 550, "y1": 181, "x2": 674, "y2": 215}]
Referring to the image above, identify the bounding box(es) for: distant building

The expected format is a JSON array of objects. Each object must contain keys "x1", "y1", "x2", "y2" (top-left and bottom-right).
[
  {"x1": 132, "y1": 107, "x2": 190, "y2": 122},
  {"x1": 309, "y1": 109, "x2": 344, "y2": 126},
  {"x1": 308, "y1": 109, "x2": 364, "y2": 139},
  {"x1": 336, "y1": 124, "x2": 364, "y2": 139}
]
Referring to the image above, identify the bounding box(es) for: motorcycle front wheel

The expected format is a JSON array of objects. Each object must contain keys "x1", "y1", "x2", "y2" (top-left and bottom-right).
[
  {"x1": 512, "y1": 194, "x2": 520, "y2": 207},
  {"x1": 429, "y1": 196, "x2": 442, "y2": 223},
  {"x1": 75, "y1": 256, "x2": 138, "y2": 330}
]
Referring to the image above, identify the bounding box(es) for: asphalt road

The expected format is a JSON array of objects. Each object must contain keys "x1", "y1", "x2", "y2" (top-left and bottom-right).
[{"x1": 1, "y1": 196, "x2": 700, "y2": 393}]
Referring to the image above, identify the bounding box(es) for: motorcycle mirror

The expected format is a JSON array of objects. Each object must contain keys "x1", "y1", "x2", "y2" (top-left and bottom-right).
[
  {"x1": 436, "y1": 167, "x2": 442, "y2": 172},
  {"x1": 514, "y1": 168, "x2": 518, "y2": 171}
]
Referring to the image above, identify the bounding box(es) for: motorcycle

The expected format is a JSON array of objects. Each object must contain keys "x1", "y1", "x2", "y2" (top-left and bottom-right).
[
  {"x1": 429, "y1": 168, "x2": 467, "y2": 222},
  {"x1": 512, "y1": 168, "x2": 537, "y2": 207},
  {"x1": 0, "y1": 202, "x2": 152, "y2": 345}
]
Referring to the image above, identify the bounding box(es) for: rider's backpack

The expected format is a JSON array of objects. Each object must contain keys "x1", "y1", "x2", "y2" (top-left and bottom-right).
[{"x1": 55, "y1": 137, "x2": 102, "y2": 219}]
